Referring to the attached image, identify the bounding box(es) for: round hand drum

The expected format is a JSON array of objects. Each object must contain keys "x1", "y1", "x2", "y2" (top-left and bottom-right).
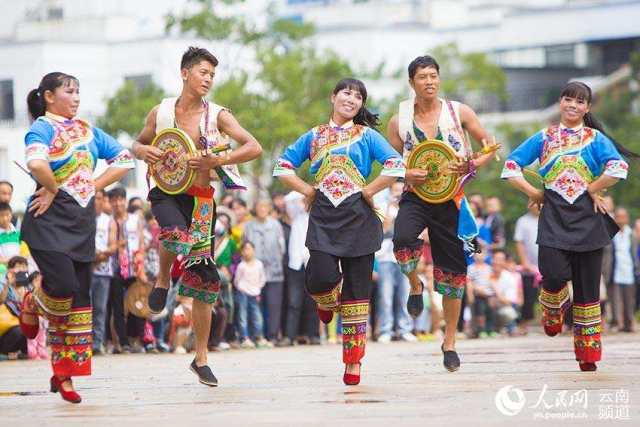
[
  {"x1": 406, "y1": 139, "x2": 461, "y2": 204},
  {"x1": 150, "y1": 128, "x2": 197, "y2": 195}
]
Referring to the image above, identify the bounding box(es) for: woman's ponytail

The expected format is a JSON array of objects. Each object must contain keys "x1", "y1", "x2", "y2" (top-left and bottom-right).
[{"x1": 27, "y1": 88, "x2": 46, "y2": 120}]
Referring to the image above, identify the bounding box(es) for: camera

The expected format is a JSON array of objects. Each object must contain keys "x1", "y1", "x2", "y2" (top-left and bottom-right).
[{"x1": 14, "y1": 271, "x2": 39, "y2": 288}]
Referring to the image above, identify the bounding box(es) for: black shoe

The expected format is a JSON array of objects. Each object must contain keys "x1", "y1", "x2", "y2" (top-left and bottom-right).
[
  {"x1": 190, "y1": 359, "x2": 218, "y2": 387},
  {"x1": 407, "y1": 281, "x2": 424, "y2": 318},
  {"x1": 148, "y1": 287, "x2": 168, "y2": 314},
  {"x1": 441, "y1": 344, "x2": 460, "y2": 372},
  {"x1": 276, "y1": 337, "x2": 293, "y2": 347}
]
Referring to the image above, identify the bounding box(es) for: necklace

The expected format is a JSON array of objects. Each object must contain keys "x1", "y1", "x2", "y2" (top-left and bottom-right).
[{"x1": 174, "y1": 98, "x2": 210, "y2": 149}]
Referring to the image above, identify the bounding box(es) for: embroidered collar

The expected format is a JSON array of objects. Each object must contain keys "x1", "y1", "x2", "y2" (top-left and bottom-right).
[
  {"x1": 559, "y1": 123, "x2": 584, "y2": 133},
  {"x1": 44, "y1": 111, "x2": 74, "y2": 123},
  {"x1": 329, "y1": 119, "x2": 354, "y2": 130}
]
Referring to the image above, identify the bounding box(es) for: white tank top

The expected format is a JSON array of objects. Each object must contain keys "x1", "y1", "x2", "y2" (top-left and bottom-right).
[
  {"x1": 155, "y1": 97, "x2": 226, "y2": 138},
  {"x1": 123, "y1": 214, "x2": 141, "y2": 253},
  {"x1": 94, "y1": 213, "x2": 113, "y2": 276},
  {"x1": 398, "y1": 97, "x2": 469, "y2": 163}
]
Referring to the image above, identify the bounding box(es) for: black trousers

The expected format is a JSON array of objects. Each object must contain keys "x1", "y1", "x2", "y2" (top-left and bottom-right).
[
  {"x1": 393, "y1": 192, "x2": 467, "y2": 298},
  {"x1": 107, "y1": 275, "x2": 141, "y2": 346},
  {"x1": 521, "y1": 273, "x2": 538, "y2": 321},
  {"x1": 0, "y1": 325, "x2": 27, "y2": 354},
  {"x1": 285, "y1": 267, "x2": 319, "y2": 340},
  {"x1": 261, "y1": 281, "x2": 284, "y2": 341},
  {"x1": 306, "y1": 251, "x2": 374, "y2": 301},
  {"x1": 30, "y1": 248, "x2": 92, "y2": 308},
  {"x1": 539, "y1": 246, "x2": 603, "y2": 362}
]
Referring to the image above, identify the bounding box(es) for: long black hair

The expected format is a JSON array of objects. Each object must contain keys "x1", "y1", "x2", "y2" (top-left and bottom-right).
[
  {"x1": 26, "y1": 72, "x2": 79, "y2": 120},
  {"x1": 332, "y1": 78, "x2": 379, "y2": 129},
  {"x1": 560, "y1": 81, "x2": 639, "y2": 159}
]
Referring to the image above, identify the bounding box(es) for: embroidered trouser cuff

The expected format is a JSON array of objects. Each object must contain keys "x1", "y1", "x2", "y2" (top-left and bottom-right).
[
  {"x1": 573, "y1": 302, "x2": 602, "y2": 363},
  {"x1": 433, "y1": 267, "x2": 467, "y2": 299},
  {"x1": 341, "y1": 300, "x2": 369, "y2": 364},
  {"x1": 539, "y1": 284, "x2": 570, "y2": 328}
]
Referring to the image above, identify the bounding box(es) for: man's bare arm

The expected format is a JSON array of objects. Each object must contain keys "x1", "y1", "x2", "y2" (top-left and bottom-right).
[
  {"x1": 132, "y1": 105, "x2": 162, "y2": 163},
  {"x1": 387, "y1": 113, "x2": 427, "y2": 186},
  {"x1": 216, "y1": 109, "x2": 262, "y2": 165},
  {"x1": 460, "y1": 104, "x2": 495, "y2": 168},
  {"x1": 386, "y1": 115, "x2": 404, "y2": 155}
]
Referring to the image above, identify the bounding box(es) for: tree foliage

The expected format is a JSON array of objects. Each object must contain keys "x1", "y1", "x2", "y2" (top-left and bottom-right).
[
  {"x1": 593, "y1": 52, "x2": 640, "y2": 219},
  {"x1": 97, "y1": 80, "x2": 166, "y2": 138}
]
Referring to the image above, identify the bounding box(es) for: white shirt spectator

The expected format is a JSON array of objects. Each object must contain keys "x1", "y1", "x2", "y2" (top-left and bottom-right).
[
  {"x1": 376, "y1": 204, "x2": 399, "y2": 263},
  {"x1": 468, "y1": 262, "x2": 494, "y2": 296},
  {"x1": 495, "y1": 270, "x2": 521, "y2": 304},
  {"x1": 288, "y1": 212, "x2": 309, "y2": 270},
  {"x1": 94, "y1": 213, "x2": 113, "y2": 277},
  {"x1": 285, "y1": 191, "x2": 309, "y2": 270},
  {"x1": 514, "y1": 212, "x2": 539, "y2": 267},
  {"x1": 234, "y1": 259, "x2": 267, "y2": 297},
  {"x1": 613, "y1": 225, "x2": 635, "y2": 285}
]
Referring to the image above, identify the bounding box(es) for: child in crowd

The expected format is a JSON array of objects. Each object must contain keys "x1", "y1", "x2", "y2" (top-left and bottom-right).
[
  {"x1": 234, "y1": 241, "x2": 270, "y2": 349},
  {"x1": 0, "y1": 203, "x2": 20, "y2": 274},
  {"x1": 468, "y1": 252, "x2": 498, "y2": 338}
]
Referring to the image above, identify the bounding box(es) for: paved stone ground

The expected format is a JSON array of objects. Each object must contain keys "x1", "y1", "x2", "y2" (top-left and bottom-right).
[{"x1": 1, "y1": 331, "x2": 639, "y2": 426}]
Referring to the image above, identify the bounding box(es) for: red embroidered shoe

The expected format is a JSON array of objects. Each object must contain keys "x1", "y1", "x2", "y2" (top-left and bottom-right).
[
  {"x1": 317, "y1": 307, "x2": 334, "y2": 324},
  {"x1": 542, "y1": 310, "x2": 563, "y2": 337},
  {"x1": 19, "y1": 292, "x2": 39, "y2": 339},
  {"x1": 343, "y1": 363, "x2": 361, "y2": 386},
  {"x1": 579, "y1": 362, "x2": 597, "y2": 372},
  {"x1": 50, "y1": 376, "x2": 82, "y2": 404}
]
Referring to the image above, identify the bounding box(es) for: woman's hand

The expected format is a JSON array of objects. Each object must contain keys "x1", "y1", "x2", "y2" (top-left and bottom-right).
[
  {"x1": 28, "y1": 187, "x2": 57, "y2": 217},
  {"x1": 303, "y1": 186, "x2": 316, "y2": 212},
  {"x1": 361, "y1": 187, "x2": 375, "y2": 209},
  {"x1": 527, "y1": 189, "x2": 544, "y2": 210},
  {"x1": 588, "y1": 189, "x2": 608, "y2": 214}
]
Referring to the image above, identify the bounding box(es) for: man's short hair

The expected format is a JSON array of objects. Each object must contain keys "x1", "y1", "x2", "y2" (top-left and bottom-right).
[
  {"x1": 0, "y1": 180, "x2": 13, "y2": 191},
  {"x1": 8, "y1": 256, "x2": 28, "y2": 269},
  {"x1": 0, "y1": 201, "x2": 12, "y2": 213},
  {"x1": 181, "y1": 46, "x2": 219, "y2": 70},
  {"x1": 408, "y1": 55, "x2": 440, "y2": 79},
  {"x1": 107, "y1": 186, "x2": 127, "y2": 200}
]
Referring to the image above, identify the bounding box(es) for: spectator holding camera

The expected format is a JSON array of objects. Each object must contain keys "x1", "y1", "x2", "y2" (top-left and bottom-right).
[
  {"x1": 0, "y1": 256, "x2": 37, "y2": 358},
  {"x1": 0, "y1": 202, "x2": 21, "y2": 274}
]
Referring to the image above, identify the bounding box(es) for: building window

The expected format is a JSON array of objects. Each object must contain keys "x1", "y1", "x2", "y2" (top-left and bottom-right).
[
  {"x1": 125, "y1": 74, "x2": 152, "y2": 91},
  {"x1": 545, "y1": 44, "x2": 575, "y2": 68},
  {"x1": 0, "y1": 80, "x2": 14, "y2": 121},
  {"x1": 47, "y1": 7, "x2": 64, "y2": 20}
]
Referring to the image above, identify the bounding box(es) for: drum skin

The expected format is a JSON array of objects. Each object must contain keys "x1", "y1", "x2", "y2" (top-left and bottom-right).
[
  {"x1": 406, "y1": 139, "x2": 461, "y2": 204},
  {"x1": 150, "y1": 128, "x2": 197, "y2": 195}
]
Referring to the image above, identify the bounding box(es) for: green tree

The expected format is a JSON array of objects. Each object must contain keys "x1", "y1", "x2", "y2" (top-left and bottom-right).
[
  {"x1": 428, "y1": 43, "x2": 508, "y2": 110},
  {"x1": 97, "y1": 80, "x2": 166, "y2": 137},
  {"x1": 592, "y1": 52, "x2": 640, "y2": 219}
]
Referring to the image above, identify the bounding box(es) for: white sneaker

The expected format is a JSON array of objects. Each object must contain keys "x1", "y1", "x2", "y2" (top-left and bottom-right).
[
  {"x1": 174, "y1": 346, "x2": 187, "y2": 354},
  {"x1": 217, "y1": 342, "x2": 231, "y2": 351},
  {"x1": 255, "y1": 338, "x2": 274, "y2": 349},
  {"x1": 377, "y1": 333, "x2": 392, "y2": 344},
  {"x1": 240, "y1": 338, "x2": 256, "y2": 349},
  {"x1": 400, "y1": 332, "x2": 418, "y2": 342}
]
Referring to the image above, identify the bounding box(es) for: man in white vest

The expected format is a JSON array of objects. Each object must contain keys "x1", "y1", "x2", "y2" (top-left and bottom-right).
[
  {"x1": 132, "y1": 47, "x2": 262, "y2": 386},
  {"x1": 387, "y1": 55, "x2": 495, "y2": 372}
]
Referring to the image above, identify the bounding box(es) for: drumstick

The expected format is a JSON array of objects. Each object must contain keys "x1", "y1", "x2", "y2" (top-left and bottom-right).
[{"x1": 13, "y1": 160, "x2": 31, "y2": 177}]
